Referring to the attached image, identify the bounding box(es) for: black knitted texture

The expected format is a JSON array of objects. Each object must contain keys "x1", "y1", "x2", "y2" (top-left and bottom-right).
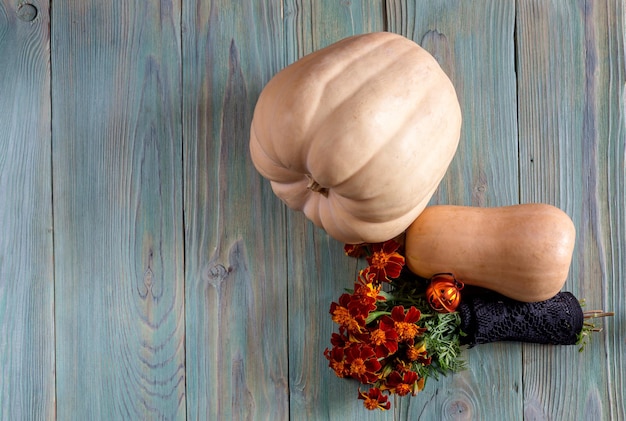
[{"x1": 458, "y1": 291, "x2": 583, "y2": 346}]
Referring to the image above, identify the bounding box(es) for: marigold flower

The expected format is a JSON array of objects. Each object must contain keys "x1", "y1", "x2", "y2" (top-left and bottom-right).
[
  {"x1": 348, "y1": 287, "x2": 377, "y2": 316},
  {"x1": 324, "y1": 346, "x2": 350, "y2": 378},
  {"x1": 329, "y1": 329, "x2": 349, "y2": 348},
  {"x1": 354, "y1": 268, "x2": 386, "y2": 301},
  {"x1": 358, "y1": 387, "x2": 391, "y2": 411},
  {"x1": 380, "y1": 305, "x2": 427, "y2": 342},
  {"x1": 406, "y1": 342, "x2": 432, "y2": 365},
  {"x1": 329, "y1": 241, "x2": 468, "y2": 411},
  {"x1": 330, "y1": 293, "x2": 371, "y2": 333},
  {"x1": 344, "y1": 243, "x2": 368, "y2": 258},
  {"x1": 395, "y1": 305, "x2": 423, "y2": 324},
  {"x1": 330, "y1": 305, "x2": 364, "y2": 333},
  {"x1": 383, "y1": 370, "x2": 419, "y2": 397},
  {"x1": 368, "y1": 323, "x2": 399, "y2": 358},
  {"x1": 366, "y1": 240, "x2": 405, "y2": 281},
  {"x1": 345, "y1": 344, "x2": 382, "y2": 384}
]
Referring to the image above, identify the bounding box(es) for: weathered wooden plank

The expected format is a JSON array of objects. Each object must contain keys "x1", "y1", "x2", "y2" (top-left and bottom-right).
[
  {"x1": 282, "y1": 2, "x2": 390, "y2": 420},
  {"x1": 51, "y1": 1, "x2": 186, "y2": 418},
  {"x1": 0, "y1": 2, "x2": 54, "y2": 419},
  {"x1": 516, "y1": 1, "x2": 625, "y2": 419},
  {"x1": 182, "y1": 1, "x2": 289, "y2": 419},
  {"x1": 387, "y1": 1, "x2": 522, "y2": 419}
]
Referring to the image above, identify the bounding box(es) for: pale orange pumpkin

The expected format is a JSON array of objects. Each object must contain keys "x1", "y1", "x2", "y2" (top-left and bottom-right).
[
  {"x1": 249, "y1": 32, "x2": 462, "y2": 244},
  {"x1": 404, "y1": 204, "x2": 577, "y2": 302}
]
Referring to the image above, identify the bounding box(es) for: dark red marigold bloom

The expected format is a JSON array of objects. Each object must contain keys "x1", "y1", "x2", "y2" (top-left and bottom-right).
[
  {"x1": 358, "y1": 387, "x2": 391, "y2": 411},
  {"x1": 348, "y1": 286, "x2": 378, "y2": 316},
  {"x1": 383, "y1": 370, "x2": 419, "y2": 396},
  {"x1": 344, "y1": 243, "x2": 368, "y2": 258},
  {"x1": 324, "y1": 346, "x2": 350, "y2": 378},
  {"x1": 380, "y1": 305, "x2": 427, "y2": 342},
  {"x1": 345, "y1": 344, "x2": 382, "y2": 384},
  {"x1": 368, "y1": 321, "x2": 399, "y2": 358},
  {"x1": 366, "y1": 240, "x2": 405, "y2": 281},
  {"x1": 354, "y1": 267, "x2": 386, "y2": 301},
  {"x1": 329, "y1": 329, "x2": 349, "y2": 348},
  {"x1": 329, "y1": 293, "x2": 372, "y2": 334}
]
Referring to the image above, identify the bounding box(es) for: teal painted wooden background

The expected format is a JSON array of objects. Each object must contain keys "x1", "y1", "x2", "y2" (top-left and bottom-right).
[{"x1": 1, "y1": 0, "x2": 624, "y2": 419}]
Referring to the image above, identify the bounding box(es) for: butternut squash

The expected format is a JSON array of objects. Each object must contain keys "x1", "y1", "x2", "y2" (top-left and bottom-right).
[{"x1": 404, "y1": 204, "x2": 576, "y2": 302}]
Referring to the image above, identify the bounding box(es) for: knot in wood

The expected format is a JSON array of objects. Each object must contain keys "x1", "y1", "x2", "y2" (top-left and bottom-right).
[
  {"x1": 205, "y1": 263, "x2": 230, "y2": 287},
  {"x1": 444, "y1": 398, "x2": 472, "y2": 419},
  {"x1": 17, "y1": 3, "x2": 38, "y2": 22}
]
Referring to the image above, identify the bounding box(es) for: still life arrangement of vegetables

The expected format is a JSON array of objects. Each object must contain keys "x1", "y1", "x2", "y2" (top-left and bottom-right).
[
  {"x1": 249, "y1": 32, "x2": 613, "y2": 411},
  {"x1": 325, "y1": 238, "x2": 611, "y2": 410}
]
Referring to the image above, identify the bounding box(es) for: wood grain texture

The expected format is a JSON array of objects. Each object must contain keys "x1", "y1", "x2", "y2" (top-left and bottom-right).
[
  {"x1": 0, "y1": 1, "x2": 54, "y2": 419},
  {"x1": 283, "y1": 2, "x2": 389, "y2": 420},
  {"x1": 387, "y1": 1, "x2": 522, "y2": 419},
  {"x1": 516, "y1": 1, "x2": 625, "y2": 419},
  {"x1": 182, "y1": 1, "x2": 289, "y2": 419},
  {"x1": 0, "y1": 1, "x2": 624, "y2": 420},
  {"x1": 51, "y1": 1, "x2": 186, "y2": 418}
]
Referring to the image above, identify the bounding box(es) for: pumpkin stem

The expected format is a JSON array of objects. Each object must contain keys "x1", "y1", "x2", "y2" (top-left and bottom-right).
[{"x1": 306, "y1": 175, "x2": 329, "y2": 197}]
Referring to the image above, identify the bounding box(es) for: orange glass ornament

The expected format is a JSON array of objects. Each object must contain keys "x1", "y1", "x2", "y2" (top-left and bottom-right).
[{"x1": 426, "y1": 273, "x2": 464, "y2": 313}]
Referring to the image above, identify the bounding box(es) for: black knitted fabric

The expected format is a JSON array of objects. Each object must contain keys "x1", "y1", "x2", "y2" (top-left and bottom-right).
[{"x1": 458, "y1": 291, "x2": 584, "y2": 346}]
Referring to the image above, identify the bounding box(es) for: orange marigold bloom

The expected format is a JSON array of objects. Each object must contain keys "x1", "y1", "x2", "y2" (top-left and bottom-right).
[
  {"x1": 331, "y1": 305, "x2": 363, "y2": 333},
  {"x1": 366, "y1": 240, "x2": 405, "y2": 281},
  {"x1": 369, "y1": 328, "x2": 387, "y2": 345},
  {"x1": 358, "y1": 387, "x2": 391, "y2": 411},
  {"x1": 395, "y1": 322, "x2": 419, "y2": 342}
]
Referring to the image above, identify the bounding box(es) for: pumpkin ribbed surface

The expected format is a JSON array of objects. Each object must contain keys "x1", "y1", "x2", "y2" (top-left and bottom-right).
[{"x1": 250, "y1": 32, "x2": 462, "y2": 244}]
